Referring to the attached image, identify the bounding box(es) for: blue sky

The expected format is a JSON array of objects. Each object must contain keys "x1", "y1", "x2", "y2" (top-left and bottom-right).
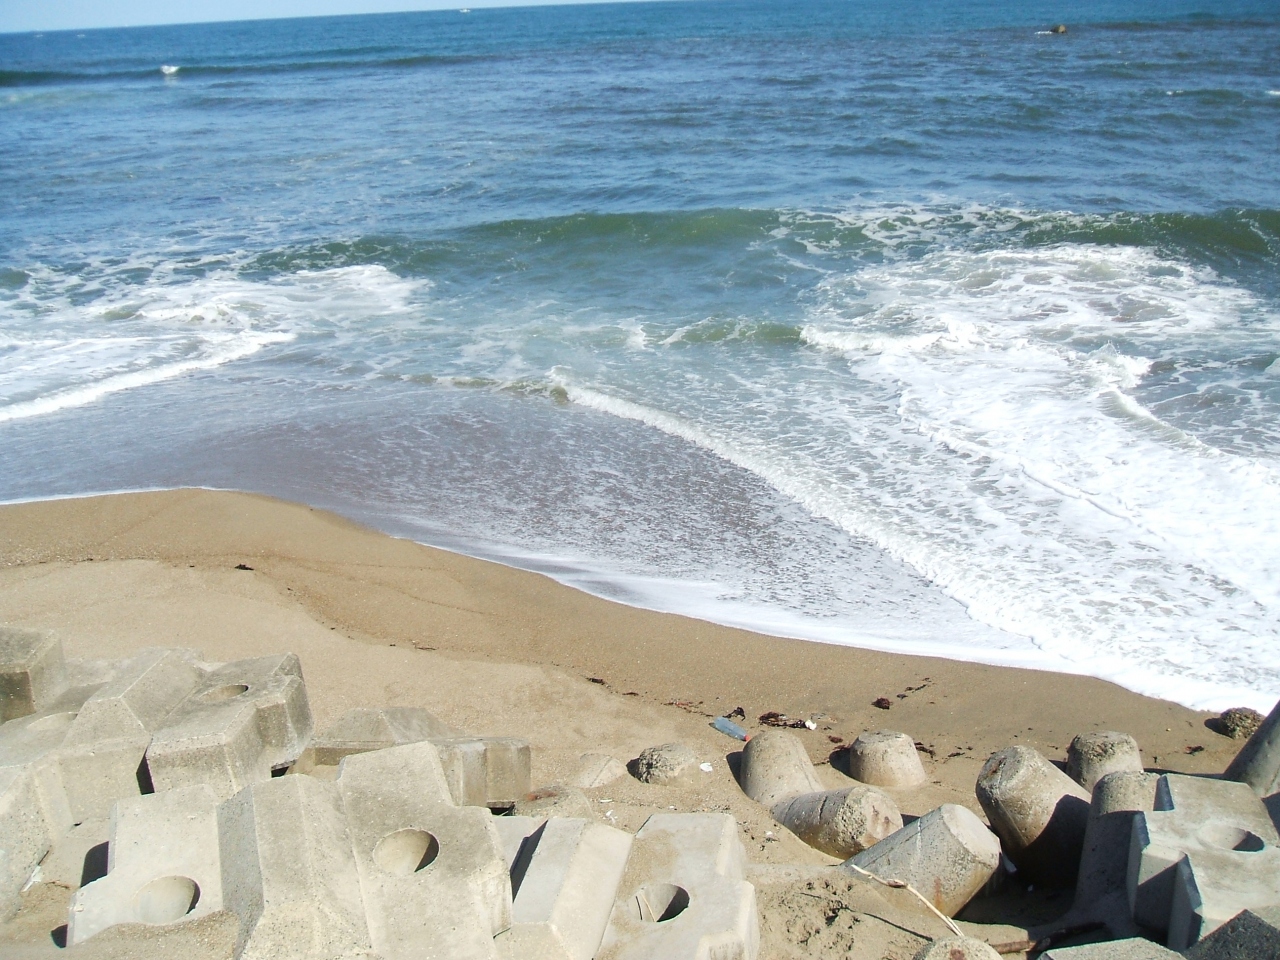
[{"x1": 0, "y1": 0, "x2": 613, "y2": 33}]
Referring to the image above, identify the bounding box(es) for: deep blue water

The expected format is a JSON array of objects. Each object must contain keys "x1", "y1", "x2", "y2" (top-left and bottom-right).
[{"x1": 3, "y1": 0, "x2": 1280, "y2": 708}]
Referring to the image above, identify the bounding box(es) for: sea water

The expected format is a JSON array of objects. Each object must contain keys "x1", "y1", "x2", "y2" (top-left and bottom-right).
[{"x1": 3, "y1": 0, "x2": 1279, "y2": 709}]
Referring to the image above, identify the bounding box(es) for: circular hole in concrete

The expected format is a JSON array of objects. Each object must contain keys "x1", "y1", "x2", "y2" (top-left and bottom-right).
[
  {"x1": 133, "y1": 876, "x2": 200, "y2": 924},
  {"x1": 634, "y1": 882, "x2": 690, "y2": 922},
  {"x1": 28, "y1": 712, "x2": 77, "y2": 732},
  {"x1": 1199, "y1": 823, "x2": 1266, "y2": 852},
  {"x1": 373, "y1": 829, "x2": 440, "y2": 875},
  {"x1": 199, "y1": 683, "x2": 249, "y2": 703}
]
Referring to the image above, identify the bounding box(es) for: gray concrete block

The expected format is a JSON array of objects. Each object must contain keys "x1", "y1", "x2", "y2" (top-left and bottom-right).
[
  {"x1": 145, "y1": 654, "x2": 313, "y2": 802},
  {"x1": 1040, "y1": 938, "x2": 1180, "y2": 959},
  {"x1": 771, "y1": 785, "x2": 902, "y2": 859},
  {"x1": 1225, "y1": 698, "x2": 1280, "y2": 798},
  {"x1": 635, "y1": 743, "x2": 701, "y2": 787},
  {"x1": 0, "y1": 765, "x2": 55, "y2": 920},
  {"x1": 303, "y1": 706, "x2": 461, "y2": 767},
  {"x1": 1067, "y1": 732, "x2": 1144, "y2": 794},
  {"x1": 431, "y1": 736, "x2": 532, "y2": 809},
  {"x1": 597, "y1": 813, "x2": 758, "y2": 960},
  {"x1": 338, "y1": 740, "x2": 511, "y2": 960},
  {"x1": 68, "y1": 784, "x2": 224, "y2": 945},
  {"x1": 1185, "y1": 904, "x2": 1280, "y2": 960},
  {"x1": 513, "y1": 785, "x2": 596, "y2": 821},
  {"x1": 976, "y1": 745, "x2": 1091, "y2": 886},
  {"x1": 913, "y1": 936, "x2": 1001, "y2": 959},
  {"x1": 848, "y1": 730, "x2": 927, "y2": 789},
  {"x1": 1168, "y1": 845, "x2": 1280, "y2": 951},
  {"x1": 55, "y1": 648, "x2": 201, "y2": 822},
  {"x1": 493, "y1": 815, "x2": 547, "y2": 873},
  {"x1": 1128, "y1": 773, "x2": 1279, "y2": 936},
  {"x1": 496, "y1": 817, "x2": 633, "y2": 960},
  {"x1": 844, "y1": 803, "x2": 1001, "y2": 917},
  {"x1": 218, "y1": 774, "x2": 371, "y2": 959},
  {"x1": 0, "y1": 627, "x2": 67, "y2": 723},
  {"x1": 38, "y1": 817, "x2": 110, "y2": 889},
  {"x1": 738, "y1": 731, "x2": 824, "y2": 809}
]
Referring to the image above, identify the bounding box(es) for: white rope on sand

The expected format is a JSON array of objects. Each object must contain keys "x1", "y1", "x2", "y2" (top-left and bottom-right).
[{"x1": 843, "y1": 861, "x2": 964, "y2": 939}]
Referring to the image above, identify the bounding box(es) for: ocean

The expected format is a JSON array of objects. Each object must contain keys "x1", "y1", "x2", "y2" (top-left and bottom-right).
[{"x1": 3, "y1": 0, "x2": 1279, "y2": 710}]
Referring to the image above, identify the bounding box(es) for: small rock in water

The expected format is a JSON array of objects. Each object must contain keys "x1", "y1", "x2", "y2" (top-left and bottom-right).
[
  {"x1": 1218, "y1": 706, "x2": 1265, "y2": 740},
  {"x1": 634, "y1": 742, "x2": 699, "y2": 785},
  {"x1": 1050, "y1": 23, "x2": 1067, "y2": 34}
]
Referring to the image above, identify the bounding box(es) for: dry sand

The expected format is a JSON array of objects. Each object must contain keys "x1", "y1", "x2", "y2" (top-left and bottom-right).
[{"x1": 0, "y1": 488, "x2": 1250, "y2": 958}]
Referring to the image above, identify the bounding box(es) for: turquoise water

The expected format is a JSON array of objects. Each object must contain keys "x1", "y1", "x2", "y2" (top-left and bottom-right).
[{"x1": 3, "y1": 0, "x2": 1280, "y2": 708}]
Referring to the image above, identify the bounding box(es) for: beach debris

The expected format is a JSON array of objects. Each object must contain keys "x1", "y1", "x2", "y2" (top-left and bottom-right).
[
  {"x1": 233, "y1": 563, "x2": 254, "y2": 570},
  {"x1": 913, "y1": 935, "x2": 1001, "y2": 959},
  {"x1": 1066, "y1": 731, "x2": 1143, "y2": 794},
  {"x1": 1130, "y1": 773, "x2": 1280, "y2": 948},
  {"x1": 758, "y1": 711, "x2": 807, "y2": 729},
  {"x1": 596, "y1": 813, "x2": 759, "y2": 960},
  {"x1": 634, "y1": 742, "x2": 700, "y2": 786},
  {"x1": 514, "y1": 784, "x2": 596, "y2": 820},
  {"x1": 843, "y1": 803, "x2": 1002, "y2": 917},
  {"x1": 726, "y1": 705, "x2": 746, "y2": 720},
  {"x1": 828, "y1": 734, "x2": 844, "y2": 744},
  {"x1": 1224, "y1": 697, "x2": 1280, "y2": 796},
  {"x1": 699, "y1": 762, "x2": 713, "y2": 773},
  {"x1": 847, "y1": 730, "x2": 928, "y2": 789},
  {"x1": 872, "y1": 697, "x2": 893, "y2": 710},
  {"x1": 711, "y1": 715, "x2": 751, "y2": 741},
  {"x1": 1212, "y1": 706, "x2": 1264, "y2": 741},
  {"x1": 739, "y1": 730, "x2": 901, "y2": 859},
  {"x1": 1186, "y1": 744, "x2": 1205, "y2": 755},
  {"x1": 572, "y1": 752, "x2": 628, "y2": 789},
  {"x1": 976, "y1": 746, "x2": 1091, "y2": 887}
]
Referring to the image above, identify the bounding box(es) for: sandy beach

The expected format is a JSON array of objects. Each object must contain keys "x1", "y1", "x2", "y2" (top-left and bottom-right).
[{"x1": 0, "y1": 488, "x2": 1250, "y2": 957}]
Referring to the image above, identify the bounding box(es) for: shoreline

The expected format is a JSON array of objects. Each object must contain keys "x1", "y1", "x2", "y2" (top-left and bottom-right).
[{"x1": 1, "y1": 485, "x2": 1262, "y2": 713}]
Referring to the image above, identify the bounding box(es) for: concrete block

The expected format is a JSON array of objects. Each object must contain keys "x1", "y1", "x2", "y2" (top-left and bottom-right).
[
  {"x1": 514, "y1": 784, "x2": 595, "y2": 821},
  {"x1": 1067, "y1": 732, "x2": 1144, "y2": 794},
  {"x1": 55, "y1": 648, "x2": 201, "y2": 822},
  {"x1": 493, "y1": 815, "x2": 547, "y2": 873},
  {"x1": 0, "y1": 627, "x2": 67, "y2": 722},
  {"x1": 844, "y1": 803, "x2": 1001, "y2": 917},
  {"x1": 572, "y1": 753, "x2": 627, "y2": 790},
  {"x1": 1070, "y1": 772, "x2": 1159, "y2": 931},
  {"x1": 1168, "y1": 844, "x2": 1280, "y2": 951},
  {"x1": 976, "y1": 745, "x2": 1091, "y2": 886},
  {"x1": 738, "y1": 731, "x2": 824, "y2": 809},
  {"x1": 0, "y1": 765, "x2": 56, "y2": 920},
  {"x1": 218, "y1": 774, "x2": 371, "y2": 959},
  {"x1": 145, "y1": 653, "x2": 313, "y2": 801},
  {"x1": 771, "y1": 785, "x2": 902, "y2": 859},
  {"x1": 38, "y1": 817, "x2": 110, "y2": 888},
  {"x1": 1225, "y1": 698, "x2": 1280, "y2": 797},
  {"x1": 635, "y1": 743, "x2": 700, "y2": 786},
  {"x1": 1185, "y1": 904, "x2": 1280, "y2": 960},
  {"x1": 68, "y1": 784, "x2": 224, "y2": 945},
  {"x1": 597, "y1": 813, "x2": 758, "y2": 960},
  {"x1": 848, "y1": 730, "x2": 927, "y2": 789},
  {"x1": 432, "y1": 736, "x2": 532, "y2": 809},
  {"x1": 1040, "y1": 938, "x2": 1180, "y2": 959},
  {"x1": 302, "y1": 706, "x2": 461, "y2": 767},
  {"x1": 338, "y1": 740, "x2": 511, "y2": 960},
  {"x1": 913, "y1": 936, "x2": 1001, "y2": 960},
  {"x1": 496, "y1": 817, "x2": 633, "y2": 960},
  {"x1": 1128, "y1": 773, "x2": 1279, "y2": 935}
]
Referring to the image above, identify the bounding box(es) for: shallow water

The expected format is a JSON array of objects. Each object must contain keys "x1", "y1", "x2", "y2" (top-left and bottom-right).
[{"x1": 3, "y1": 0, "x2": 1280, "y2": 709}]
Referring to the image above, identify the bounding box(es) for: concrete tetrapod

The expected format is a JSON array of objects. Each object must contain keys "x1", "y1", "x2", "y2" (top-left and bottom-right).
[
  {"x1": 145, "y1": 653, "x2": 313, "y2": 801},
  {"x1": 218, "y1": 774, "x2": 372, "y2": 959},
  {"x1": 495, "y1": 817, "x2": 633, "y2": 960},
  {"x1": 1185, "y1": 904, "x2": 1280, "y2": 960},
  {"x1": 300, "y1": 706, "x2": 461, "y2": 768},
  {"x1": 597, "y1": 813, "x2": 758, "y2": 960},
  {"x1": 0, "y1": 765, "x2": 56, "y2": 920},
  {"x1": 1128, "y1": 773, "x2": 1280, "y2": 940},
  {"x1": 739, "y1": 730, "x2": 902, "y2": 858},
  {"x1": 912, "y1": 936, "x2": 1001, "y2": 960},
  {"x1": 432, "y1": 736, "x2": 532, "y2": 810},
  {"x1": 842, "y1": 803, "x2": 1001, "y2": 918},
  {"x1": 0, "y1": 626, "x2": 68, "y2": 723},
  {"x1": 1224, "y1": 698, "x2": 1280, "y2": 797},
  {"x1": 847, "y1": 730, "x2": 927, "y2": 789},
  {"x1": 976, "y1": 746, "x2": 1091, "y2": 886},
  {"x1": 68, "y1": 784, "x2": 224, "y2": 945},
  {"x1": 338, "y1": 740, "x2": 511, "y2": 960},
  {"x1": 1066, "y1": 732, "x2": 1144, "y2": 794},
  {"x1": 1040, "y1": 939, "x2": 1180, "y2": 959}
]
